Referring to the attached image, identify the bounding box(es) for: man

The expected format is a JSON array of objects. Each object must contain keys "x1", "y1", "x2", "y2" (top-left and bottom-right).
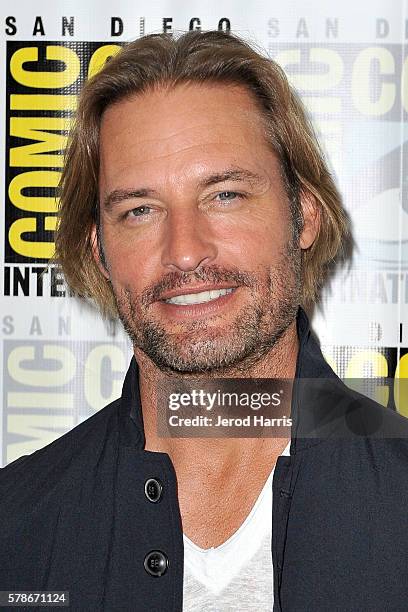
[{"x1": 1, "y1": 30, "x2": 408, "y2": 611}]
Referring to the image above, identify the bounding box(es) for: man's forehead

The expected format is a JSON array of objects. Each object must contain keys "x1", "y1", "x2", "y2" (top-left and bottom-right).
[
  {"x1": 97, "y1": 82, "x2": 279, "y2": 195},
  {"x1": 99, "y1": 81, "x2": 267, "y2": 149}
]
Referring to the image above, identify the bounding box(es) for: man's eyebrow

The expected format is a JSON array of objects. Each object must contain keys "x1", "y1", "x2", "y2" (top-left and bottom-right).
[
  {"x1": 102, "y1": 168, "x2": 266, "y2": 211},
  {"x1": 198, "y1": 168, "x2": 266, "y2": 189},
  {"x1": 103, "y1": 188, "x2": 159, "y2": 211}
]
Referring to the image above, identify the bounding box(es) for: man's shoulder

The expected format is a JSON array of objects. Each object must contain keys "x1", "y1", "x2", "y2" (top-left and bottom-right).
[
  {"x1": 0, "y1": 396, "x2": 122, "y2": 485},
  {"x1": 298, "y1": 374, "x2": 408, "y2": 468},
  {"x1": 347, "y1": 381, "x2": 408, "y2": 437},
  {"x1": 0, "y1": 396, "x2": 131, "y2": 568},
  {"x1": 306, "y1": 374, "x2": 408, "y2": 434}
]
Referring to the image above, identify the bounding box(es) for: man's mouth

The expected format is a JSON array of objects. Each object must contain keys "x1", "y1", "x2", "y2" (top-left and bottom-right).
[{"x1": 163, "y1": 287, "x2": 236, "y2": 306}]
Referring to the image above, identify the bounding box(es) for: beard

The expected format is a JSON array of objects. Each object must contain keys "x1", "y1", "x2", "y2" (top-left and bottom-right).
[{"x1": 113, "y1": 237, "x2": 302, "y2": 376}]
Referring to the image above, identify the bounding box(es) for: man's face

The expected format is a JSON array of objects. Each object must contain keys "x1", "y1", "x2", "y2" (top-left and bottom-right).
[{"x1": 96, "y1": 82, "x2": 317, "y2": 374}]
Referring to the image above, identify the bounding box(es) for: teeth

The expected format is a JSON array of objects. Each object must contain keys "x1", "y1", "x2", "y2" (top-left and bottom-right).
[{"x1": 165, "y1": 287, "x2": 235, "y2": 305}]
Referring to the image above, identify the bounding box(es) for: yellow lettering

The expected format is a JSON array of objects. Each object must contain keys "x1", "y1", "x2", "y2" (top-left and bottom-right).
[
  {"x1": 10, "y1": 117, "x2": 70, "y2": 168},
  {"x1": 10, "y1": 94, "x2": 77, "y2": 111},
  {"x1": 8, "y1": 216, "x2": 57, "y2": 259},
  {"x1": 395, "y1": 353, "x2": 408, "y2": 417},
  {"x1": 345, "y1": 350, "x2": 389, "y2": 407},
  {"x1": 10, "y1": 46, "x2": 80, "y2": 89},
  {"x1": 88, "y1": 45, "x2": 121, "y2": 78},
  {"x1": 9, "y1": 170, "x2": 60, "y2": 213}
]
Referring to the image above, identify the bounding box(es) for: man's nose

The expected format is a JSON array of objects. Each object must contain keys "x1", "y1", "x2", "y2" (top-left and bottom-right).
[{"x1": 160, "y1": 208, "x2": 218, "y2": 272}]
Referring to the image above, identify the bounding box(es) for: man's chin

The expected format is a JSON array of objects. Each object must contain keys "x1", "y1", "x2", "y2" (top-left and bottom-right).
[
  {"x1": 136, "y1": 329, "x2": 280, "y2": 376},
  {"x1": 139, "y1": 341, "x2": 242, "y2": 375}
]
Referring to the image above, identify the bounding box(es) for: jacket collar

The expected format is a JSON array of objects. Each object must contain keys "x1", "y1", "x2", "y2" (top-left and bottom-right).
[{"x1": 118, "y1": 306, "x2": 337, "y2": 451}]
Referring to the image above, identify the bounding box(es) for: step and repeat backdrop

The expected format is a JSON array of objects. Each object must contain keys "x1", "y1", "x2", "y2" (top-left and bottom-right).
[{"x1": 1, "y1": 0, "x2": 407, "y2": 465}]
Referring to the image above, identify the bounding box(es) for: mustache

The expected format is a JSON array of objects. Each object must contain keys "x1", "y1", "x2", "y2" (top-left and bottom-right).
[{"x1": 141, "y1": 265, "x2": 258, "y2": 306}]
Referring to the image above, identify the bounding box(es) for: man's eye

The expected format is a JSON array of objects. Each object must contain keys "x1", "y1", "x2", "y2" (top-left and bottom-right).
[
  {"x1": 127, "y1": 205, "x2": 151, "y2": 218},
  {"x1": 216, "y1": 191, "x2": 241, "y2": 201}
]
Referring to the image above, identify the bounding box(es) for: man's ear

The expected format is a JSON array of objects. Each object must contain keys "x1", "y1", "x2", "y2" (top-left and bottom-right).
[
  {"x1": 299, "y1": 189, "x2": 321, "y2": 250},
  {"x1": 90, "y1": 223, "x2": 110, "y2": 280}
]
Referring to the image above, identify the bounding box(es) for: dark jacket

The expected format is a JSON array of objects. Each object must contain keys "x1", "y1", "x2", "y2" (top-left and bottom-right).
[{"x1": 1, "y1": 307, "x2": 408, "y2": 611}]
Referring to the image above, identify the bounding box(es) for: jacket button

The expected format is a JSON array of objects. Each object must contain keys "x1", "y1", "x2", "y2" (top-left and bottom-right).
[
  {"x1": 144, "y1": 550, "x2": 169, "y2": 577},
  {"x1": 144, "y1": 478, "x2": 163, "y2": 503}
]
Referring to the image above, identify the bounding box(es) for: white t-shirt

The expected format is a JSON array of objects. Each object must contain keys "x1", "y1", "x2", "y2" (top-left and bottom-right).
[{"x1": 183, "y1": 442, "x2": 291, "y2": 611}]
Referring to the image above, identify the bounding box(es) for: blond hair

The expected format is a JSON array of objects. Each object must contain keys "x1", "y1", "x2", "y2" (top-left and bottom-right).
[{"x1": 55, "y1": 30, "x2": 348, "y2": 317}]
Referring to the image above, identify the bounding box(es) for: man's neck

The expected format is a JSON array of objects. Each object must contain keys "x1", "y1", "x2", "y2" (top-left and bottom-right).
[
  {"x1": 134, "y1": 317, "x2": 298, "y2": 464},
  {"x1": 134, "y1": 319, "x2": 298, "y2": 547}
]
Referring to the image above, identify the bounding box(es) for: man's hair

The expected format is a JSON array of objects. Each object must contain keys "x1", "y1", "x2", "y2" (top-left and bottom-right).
[{"x1": 55, "y1": 29, "x2": 348, "y2": 318}]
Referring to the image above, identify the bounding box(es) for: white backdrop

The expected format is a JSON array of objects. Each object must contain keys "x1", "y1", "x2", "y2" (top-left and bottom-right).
[{"x1": 1, "y1": 0, "x2": 407, "y2": 465}]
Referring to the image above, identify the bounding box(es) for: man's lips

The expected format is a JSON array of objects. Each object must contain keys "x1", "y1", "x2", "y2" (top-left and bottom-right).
[{"x1": 156, "y1": 283, "x2": 239, "y2": 302}]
